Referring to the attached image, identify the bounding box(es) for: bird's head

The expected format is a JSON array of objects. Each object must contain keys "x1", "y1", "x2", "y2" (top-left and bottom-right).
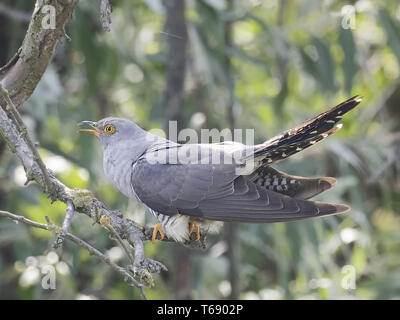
[{"x1": 78, "y1": 117, "x2": 149, "y2": 149}]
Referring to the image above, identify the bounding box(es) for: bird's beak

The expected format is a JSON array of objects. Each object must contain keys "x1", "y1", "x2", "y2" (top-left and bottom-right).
[{"x1": 78, "y1": 121, "x2": 102, "y2": 135}]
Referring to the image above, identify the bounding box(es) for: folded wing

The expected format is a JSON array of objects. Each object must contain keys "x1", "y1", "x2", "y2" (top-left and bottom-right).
[{"x1": 131, "y1": 158, "x2": 348, "y2": 223}]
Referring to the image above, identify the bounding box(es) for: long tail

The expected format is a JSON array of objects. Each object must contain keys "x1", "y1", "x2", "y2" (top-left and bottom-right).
[{"x1": 251, "y1": 95, "x2": 362, "y2": 165}]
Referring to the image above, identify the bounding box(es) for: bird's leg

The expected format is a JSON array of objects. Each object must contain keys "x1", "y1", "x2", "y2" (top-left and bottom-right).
[
  {"x1": 151, "y1": 223, "x2": 165, "y2": 244},
  {"x1": 189, "y1": 221, "x2": 200, "y2": 241}
]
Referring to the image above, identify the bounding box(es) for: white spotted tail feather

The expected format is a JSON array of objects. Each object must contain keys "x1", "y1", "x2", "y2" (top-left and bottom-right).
[
  {"x1": 251, "y1": 95, "x2": 363, "y2": 165},
  {"x1": 249, "y1": 166, "x2": 338, "y2": 201}
]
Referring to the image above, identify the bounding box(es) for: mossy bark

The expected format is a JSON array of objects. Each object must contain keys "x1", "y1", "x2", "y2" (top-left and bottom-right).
[{"x1": 0, "y1": 0, "x2": 79, "y2": 108}]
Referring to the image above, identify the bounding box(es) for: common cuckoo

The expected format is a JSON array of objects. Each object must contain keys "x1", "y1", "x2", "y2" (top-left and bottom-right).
[{"x1": 79, "y1": 95, "x2": 362, "y2": 243}]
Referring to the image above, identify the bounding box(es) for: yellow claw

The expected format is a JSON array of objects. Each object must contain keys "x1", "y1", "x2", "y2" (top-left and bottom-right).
[
  {"x1": 189, "y1": 221, "x2": 200, "y2": 241},
  {"x1": 99, "y1": 215, "x2": 109, "y2": 228},
  {"x1": 151, "y1": 223, "x2": 165, "y2": 244}
]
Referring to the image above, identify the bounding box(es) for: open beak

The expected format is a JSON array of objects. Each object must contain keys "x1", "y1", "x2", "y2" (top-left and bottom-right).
[{"x1": 78, "y1": 121, "x2": 102, "y2": 135}]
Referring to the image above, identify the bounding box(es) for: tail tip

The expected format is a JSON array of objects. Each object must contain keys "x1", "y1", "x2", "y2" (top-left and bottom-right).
[
  {"x1": 319, "y1": 177, "x2": 337, "y2": 191},
  {"x1": 335, "y1": 204, "x2": 351, "y2": 214},
  {"x1": 315, "y1": 201, "x2": 351, "y2": 216},
  {"x1": 353, "y1": 95, "x2": 363, "y2": 103}
]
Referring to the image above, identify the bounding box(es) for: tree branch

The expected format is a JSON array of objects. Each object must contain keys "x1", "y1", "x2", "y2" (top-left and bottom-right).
[
  {"x1": 101, "y1": 215, "x2": 136, "y2": 267},
  {"x1": 54, "y1": 199, "x2": 75, "y2": 248},
  {"x1": 0, "y1": 209, "x2": 147, "y2": 299},
  {"x1": 0, "y1": 0, "x2": 79, "y2": 108},
  {"x1": 0, "y1": 83, "x2": 53, "y2": 196}
]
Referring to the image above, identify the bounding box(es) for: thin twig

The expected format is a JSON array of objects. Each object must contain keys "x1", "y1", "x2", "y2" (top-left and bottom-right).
[
  {"x1": 0, "y1": 209, "x2": 146, "y2": 299},
  {"x1": 63, "y1": 200, "x2": 75, "y2": 235},
  {"x1": 54, "y1": 200, "x2": 75, "y2": 248},
  {"x1": 0, "y1": 83, "x2": 53, "y2": 197},
  {"x1": 0, "y1": 210, "x2": 50, "y2": 230},
  {"x1": 0, "y1": 48, "x2": 22, "y2": 76},
  {"x1": 104, "y1": 221, "x2": 148, "y2": 298},
  {"x1": 103, "y1": 217, "x2": 135, "y2": 267},
  {"x1": 158, "y1": 31, "x2": 183, "y2": 40}
]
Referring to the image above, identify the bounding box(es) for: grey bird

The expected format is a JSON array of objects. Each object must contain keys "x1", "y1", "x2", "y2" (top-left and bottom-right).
[{"x1": 79, "y1": 95, "x2": 362, "y2": 243}]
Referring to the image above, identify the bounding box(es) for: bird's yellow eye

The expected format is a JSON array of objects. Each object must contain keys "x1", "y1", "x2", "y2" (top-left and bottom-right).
[{"x1": 104, "y1": 124, "x2": 116, "y2": 134}]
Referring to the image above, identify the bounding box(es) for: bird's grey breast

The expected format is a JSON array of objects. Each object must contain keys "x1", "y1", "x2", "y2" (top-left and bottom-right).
[{"x1": 103, "y1": 145, "x2": 138, "y2": 200}]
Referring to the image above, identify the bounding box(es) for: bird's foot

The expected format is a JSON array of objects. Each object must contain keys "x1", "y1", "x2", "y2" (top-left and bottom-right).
[
  {"x1": 151, "y1": 223, "x2": 165, "y2": 244},
  {"x1": 189, "y1": 221, "x2": 200, "y2": 241},
  {"x1": 129, "y1": 258, "x2": 168, "y2": 287}
]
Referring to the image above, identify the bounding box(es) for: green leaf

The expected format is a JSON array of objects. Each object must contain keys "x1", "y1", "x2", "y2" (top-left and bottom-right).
[
  {"x1": 338, "y1": 28, "x2": 357, "y2": 93},
  {"x1": 299, "y1": 37, "x2": 336, "y2": 92},
  {"x1": 379, "y1": 8, "x2": 400, "y2": 64}
]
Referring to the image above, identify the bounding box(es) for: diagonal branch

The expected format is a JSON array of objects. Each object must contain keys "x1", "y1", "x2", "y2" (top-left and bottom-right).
[
  {"x1": 101, "y1": 215, "x2": 135, "y2": 267},
  {"x1": 0, "y1": 83, "x2": 53, "y2": 196},
  {"x1": 0, "y1": 0, "x2": 80, "y2": 109}
]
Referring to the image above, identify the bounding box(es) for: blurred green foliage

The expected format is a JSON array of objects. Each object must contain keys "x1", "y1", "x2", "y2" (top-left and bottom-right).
[{"x1": 1, "y1": 0, "x2": 400, "y2": 299}]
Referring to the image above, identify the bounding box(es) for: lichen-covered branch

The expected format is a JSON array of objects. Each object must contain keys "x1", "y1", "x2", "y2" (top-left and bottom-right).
[{"x1": 0, "y1": 83, "x2": 53, "y2": 196}]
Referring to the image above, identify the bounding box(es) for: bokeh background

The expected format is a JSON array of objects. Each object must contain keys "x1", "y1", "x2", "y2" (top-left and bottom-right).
[{"x1": 1, "y1": 0, "x2": 400, "y2": 300}]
